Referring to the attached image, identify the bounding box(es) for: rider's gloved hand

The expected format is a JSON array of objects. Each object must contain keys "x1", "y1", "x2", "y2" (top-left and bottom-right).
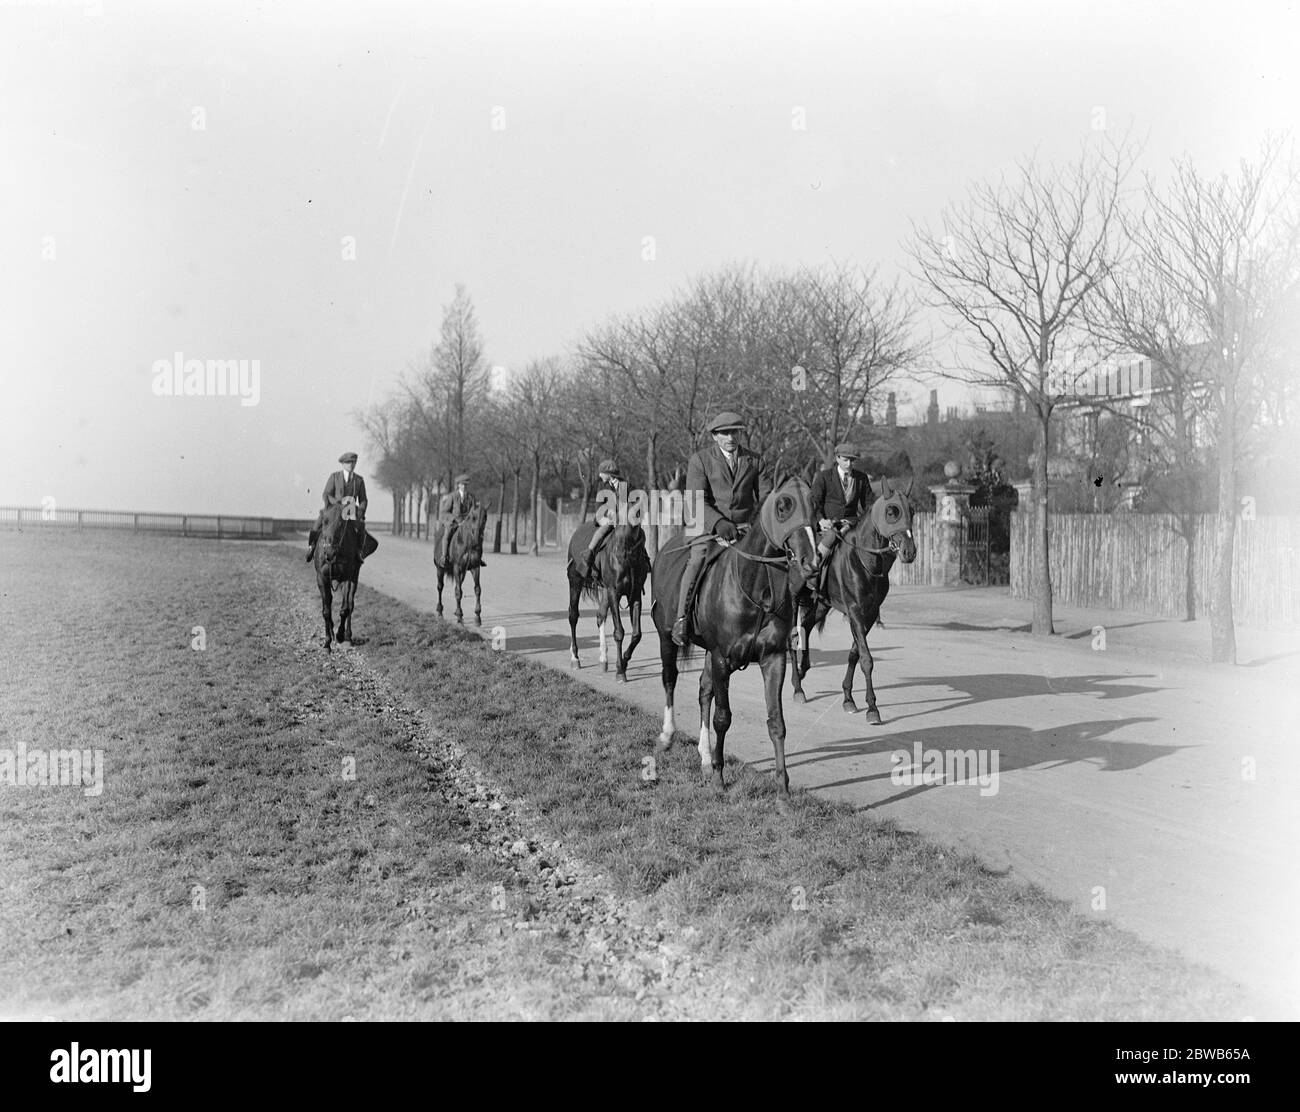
[
  {"x1": 819, "y1": 518, "x2": 833, "y2": 531},
  {"x1": 715, "y1": 520, "x2": 738, "y2": 542}
]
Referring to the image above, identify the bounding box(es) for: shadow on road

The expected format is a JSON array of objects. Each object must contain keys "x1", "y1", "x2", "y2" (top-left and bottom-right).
[
  {"x1": 770, "y1": 716, "x2": 1181, "y2": 805},
  {"x1": 872, "y1": 672, "x2": 1162, "y2": 723}
]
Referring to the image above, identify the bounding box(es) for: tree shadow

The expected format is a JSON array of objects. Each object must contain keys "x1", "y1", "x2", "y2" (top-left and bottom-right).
[{"x1": 766, "y1": 716, "x2": 1182, "y2": 806}]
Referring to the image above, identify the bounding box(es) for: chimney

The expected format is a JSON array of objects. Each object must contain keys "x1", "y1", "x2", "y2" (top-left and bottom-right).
[
  {"x1": 886, "y1": 392, "x2": 897, "y2": 427},
  {"x1": 927, "y1": 389, "x2": 939, "y2": 427}
]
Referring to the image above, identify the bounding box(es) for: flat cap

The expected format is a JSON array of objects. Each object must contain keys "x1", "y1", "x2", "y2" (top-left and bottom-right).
[
  {"x1": 707, "y1": 411, "x2": 746, "y2": 433},
  {"x1": 454, "y1": 473, "x2": 471, "y2": 485},
  {"x1": 339, "y1": 451, "x2": 359, "y2": 464},
  {"x1": 596, "y1": 459, "x2": 622, "y2": 477},
  {"x1": 833, "y1": 443, "x2": 860, "y2": 459}
]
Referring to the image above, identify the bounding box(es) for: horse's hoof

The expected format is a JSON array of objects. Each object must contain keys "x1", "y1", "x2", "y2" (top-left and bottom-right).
[
  {"x1": 656, "y1": 732, "x2": 673, "y2": 751},
  {"x1": 615, "y1": 672, "x2": 627, "y2": 684},
  {"x1": 792, "y1": 690, "x2": 806, "y2": 704},
  {"x1": 601, "y1": 660, "x2": 608, "y2": 672},
  {"x1": 775, "y1": 795, "x2": 792, "y2": 816},
  {"x1": 842, "y1": 699, "x2": 859, "y2": 714},
  {"x1": 570, "y1": 657, "x2": 581, "y2": 669},
  {"x1": 866, "y1": 708, "x2": 883, "y2": 725},
  {"x1": 712, "y1": 773, "x2": 726, "y2": 794},
  {"x1": 474, "y1": 617, "x2": 481, "y2": 627}
]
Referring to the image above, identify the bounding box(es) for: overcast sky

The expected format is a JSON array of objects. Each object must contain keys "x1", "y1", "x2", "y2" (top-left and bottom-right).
[{"x1": 4, "y1": 0, "x2": 1297, "y2": 516}]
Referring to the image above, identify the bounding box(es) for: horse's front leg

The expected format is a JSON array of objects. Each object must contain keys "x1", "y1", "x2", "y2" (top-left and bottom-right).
[
  {"x1": 567, "y1": 574, "x2": 582, "y2": 668},
  {"x1": 656, "y1": 619, "x2": 678, "y2": 751},
  {"x1": 319, "y1": 577, "x2": 334, "y2": 651},
  {"x1": 435, "y1": 565, "x2": 445, "y2": 618},
  {"x1": 338, "y1": 579, "x2": 355, "y2": 643},
  {"x1": 595, "y1": 593, "x2": 610, "y2": 671},
  {"x1": 697, "y1": 654, "x2": 715, "y2": 773},
  {"x1": 472, "y1": 566, "x2": 481, "y2": 627},
  {"x1": 610, "y1": 591, "x2": 627, "y2": 683},
  {"x1": 708, "y1": 650, "x2": 733, "y2": 792},
  {"x1": 846, "y1": 610, "x2": 881, "y2": 722},
  {"x1": 760, "y1": 649, "x2": 791, "y2": 800},
  {"x1": 789, "y1": 597, "x2": 807, "y2": 702},
  {"x1": 621, "y1": 594, "x2": 643, "y2": 681},
  {"x1": 454, "y1": 570, "x2": 465, "y2": 624}
]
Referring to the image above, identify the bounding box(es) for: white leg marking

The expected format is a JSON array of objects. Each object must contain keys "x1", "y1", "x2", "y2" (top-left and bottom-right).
[
  {"x1": 659, "y1": 706, "x2": 675, "y2": 746},
  {"x1": 598, "y1": 618, "x2": 607, "y2": 664},
  {"x1": 699, "y1": 722, "x2": 711, "y2": 768}
]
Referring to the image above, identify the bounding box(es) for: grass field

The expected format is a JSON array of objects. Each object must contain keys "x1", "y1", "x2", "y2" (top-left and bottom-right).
[{"x1": 0, "y1": 530, "x2": 1272, "y2": 1019}]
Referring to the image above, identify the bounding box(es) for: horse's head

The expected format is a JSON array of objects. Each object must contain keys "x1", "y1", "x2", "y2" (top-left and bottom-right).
[
  {"x1": 759, "y1": 474, "x2": 817, "y2": 572},
  {"x1": 867, "y1": 475, "x2": 917, "y2": 563},
  {"x1": 320, "y1": 501, "x2": 350, "y2": 562},
  {"x1": 608, "y1": 522, "x2": 649, "y2": 585}
]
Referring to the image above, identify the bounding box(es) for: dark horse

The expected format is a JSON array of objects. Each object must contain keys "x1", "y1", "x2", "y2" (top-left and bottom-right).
[
  {"x1": 433, "y1": 503, "x2": 487, "y2": 625},
  {"x1": 789, "y1": 476, "x2": 917, "y2": 722},
  {"x1": 314, "y1": 500, "x2": 365, "y2": 650},
  {"x1": 651, "y1": 476, "x2": 816, "y2": 800},
  {"x1": 566, "y1": 521, "x2": 650, "y2": 681}
]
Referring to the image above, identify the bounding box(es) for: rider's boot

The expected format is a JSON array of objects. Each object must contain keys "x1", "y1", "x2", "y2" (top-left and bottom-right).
[
  {"x1": 672, "y1": 547, "x2": 706, "y2": 646},
  {"x1": 306, "y1": 528, "x2": 319, "y2": 563}
]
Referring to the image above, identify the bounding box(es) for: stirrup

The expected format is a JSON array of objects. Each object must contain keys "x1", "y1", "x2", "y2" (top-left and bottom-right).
[{"x1": 671, "y1": 616, "x2": 690, "y2": 646}]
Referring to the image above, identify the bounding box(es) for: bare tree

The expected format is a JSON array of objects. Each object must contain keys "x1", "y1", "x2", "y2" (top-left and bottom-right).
[
  {"x1": 908, "y1": 138, "x2": 1136, "y2": 634},
  {"x1": 1115, "y1": 140, "x2": 1300, "y2": 661},
  {"x1": 431, "y1": 284, "x2": 490, "y2": 484}
]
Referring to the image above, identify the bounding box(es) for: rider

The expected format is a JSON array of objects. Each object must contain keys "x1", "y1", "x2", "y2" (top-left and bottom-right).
[
  {"x1": 439, "y1": 473, "x2": 484, "y2": 566},
  {"x1": 808, "y1": 442, "x2": 869, "y2": 576},
  {"x1": 572, "y1": 459, "x2": 624, "y2": 578},
  {"x1": 306, "y1": 451, "x2": 369, "y2": 563},
  {"x1": 673, "y1": 411, "x2": 772, "y2": 646}
]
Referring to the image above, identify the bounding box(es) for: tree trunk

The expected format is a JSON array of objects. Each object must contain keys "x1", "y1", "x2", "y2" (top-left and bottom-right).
[
  {"x1": 1182, "y1": 514, "x2": 1197, "y2": 621},
  {"x1": 1030, "y1": 415, "x2": 1054, "y2": 635},
  {"x1": 495, "y1": 470, "x2": 506, "y2": 554},
  {"x1": 1209, "y1": 389, "x2": 1237, "y2": 663},
  {"x1": 645, "y1": 433, "x2": 659, "y2": 562},
  {"x1": 529, "y1": 454, "x2": 541, "y2": 555},
  {"x1": 510, "y1": 468, "x2": 521, "y2": 555}
]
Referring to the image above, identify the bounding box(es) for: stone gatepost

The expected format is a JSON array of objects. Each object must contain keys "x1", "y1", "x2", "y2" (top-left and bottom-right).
[{"x1": 928, "y1": 462, "x2": 976, "y2": 587}]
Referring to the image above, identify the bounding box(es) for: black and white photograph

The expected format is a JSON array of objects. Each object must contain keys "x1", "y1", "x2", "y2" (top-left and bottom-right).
[{"x1": 2, "y1": 0, "x2": 1297, "y2": 1058}]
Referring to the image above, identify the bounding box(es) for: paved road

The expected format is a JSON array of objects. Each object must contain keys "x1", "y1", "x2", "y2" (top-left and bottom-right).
[{"x1": 342, "y1": 534, "x2": 1300, "y2": 1015}]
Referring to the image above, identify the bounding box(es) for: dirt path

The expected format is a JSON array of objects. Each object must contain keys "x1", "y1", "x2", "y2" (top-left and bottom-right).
[{"x1": 347, "y1": 535, "x2": 1300, "y2": 1015}]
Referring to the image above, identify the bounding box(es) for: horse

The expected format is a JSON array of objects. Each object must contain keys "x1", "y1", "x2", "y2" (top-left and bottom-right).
[
  {"x1": 789, "y1": 476, "x2": 917, "y2": 722},
  {"x1": 433, "y1": 502, "x2": 487, "y2": 625},
  {"x1": 566, "y1": 521, "x2": 650, "y2": 681},
  {"x1": 650, "y1": 476, "x2": 817, "y2": 801},
  {"x1": 313, "y1": 499, "x2": 365, "y2": 650}
]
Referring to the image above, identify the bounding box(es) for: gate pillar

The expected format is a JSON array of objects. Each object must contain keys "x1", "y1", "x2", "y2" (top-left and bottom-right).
[{"x1": 928, "y1": 462, "x2": 975, "y2": 587}]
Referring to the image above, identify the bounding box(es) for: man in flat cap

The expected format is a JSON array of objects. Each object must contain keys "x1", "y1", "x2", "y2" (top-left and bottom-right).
[
  {"x1": 808, "y1": 442, "x2": 869, "y2": 582},
  {"x1": 573, "y1": 459, "x2": 624, "y2": 578},
  {"x1": 673, "y1": 411, "x2": 772, "y2": 645},
  {"x1": 437, "y1": 473, "x2": 483, "y2": 567},
  {"x1": 306, "y1": 451, "x2": 369, "y2": 562}
]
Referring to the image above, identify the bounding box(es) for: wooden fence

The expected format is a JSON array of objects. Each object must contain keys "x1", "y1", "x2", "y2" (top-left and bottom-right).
[{"x1": 1009, "y1": 511, "x2": 1299, "y2": 627}]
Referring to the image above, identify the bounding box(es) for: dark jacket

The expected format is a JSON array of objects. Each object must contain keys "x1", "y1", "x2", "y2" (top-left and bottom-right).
[
  {"x1": 441, "y1": 491, "x2": 478, "y2": 521},
  {"x1": 322, "y1": 471, "x2": 368, "y2": 517},
  {"x1": 811, "y1": 466, "x2": 869, "y2": 523},
  {"x1": 685, "y1": 442, "x2": 772, "y2": 533}
]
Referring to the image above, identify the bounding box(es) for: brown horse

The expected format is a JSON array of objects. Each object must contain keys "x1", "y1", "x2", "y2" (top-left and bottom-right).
[
  {"x1": 789, "y1": 476, "x2": 917, "y2": 722},
  {"x1": 650, "y1": 476, "x2": 816, "y2": 801},
  {"x1": 433, "y1": 503, "x2": 487, "y2": 625},
  {"x1": 566, "y1": 521, "x2": 649, "y2": 681},
  {"x1": 314, "y1": 500, "x2": 365, "y2": 650}
]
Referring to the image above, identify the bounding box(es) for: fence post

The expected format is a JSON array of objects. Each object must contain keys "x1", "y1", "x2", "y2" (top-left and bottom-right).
[
  {"x1": 77, "y1": 511, "x2": 83, "y2": 532},
  {"x1": 133, "y1": 513, "x2": 138, "y2": 532},
  {"x1": 217, "y1": 516, "x2": 222, "y2": 539},
  {"x1": 15, "y1": 508, "x2": 20, "y2": 528}
]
